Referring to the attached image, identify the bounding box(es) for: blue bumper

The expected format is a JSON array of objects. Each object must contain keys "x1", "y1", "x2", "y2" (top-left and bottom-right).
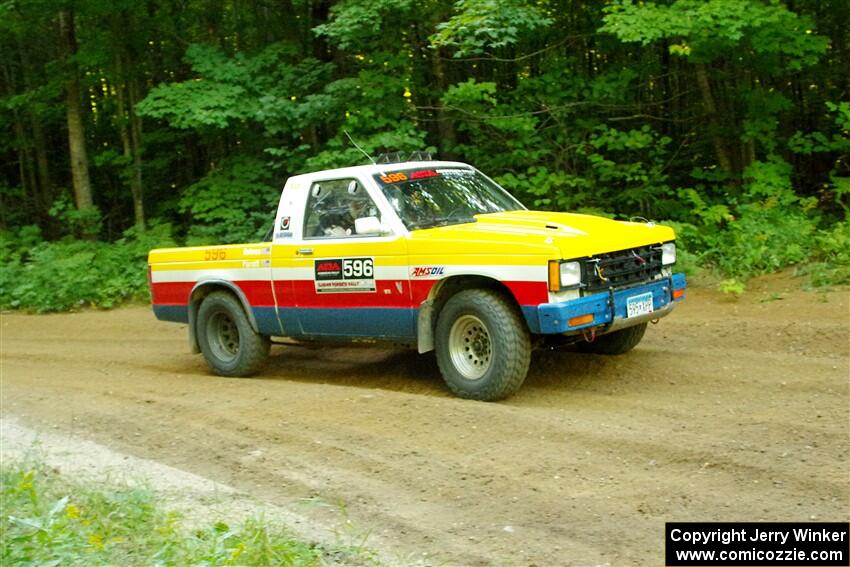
[{"x1": 537, "y1": 273, "x2": 686, "y2": 335}]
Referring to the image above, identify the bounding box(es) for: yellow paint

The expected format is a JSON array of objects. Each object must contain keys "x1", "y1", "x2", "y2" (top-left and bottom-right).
[
  {"x1": 407, "y1": 211, "x2": 674, "y2": 260},
  {"x1": 149, "y1": 211, "x2": 675, "y2": 270},
  {"x1": 149, "y1": 243, "x2": 270, "y2": 267}
]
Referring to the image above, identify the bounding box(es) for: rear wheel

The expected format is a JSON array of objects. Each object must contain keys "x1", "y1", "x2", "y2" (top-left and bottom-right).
[
  {"x1": 197, "y1": 291, "x2": 270, "y2": 376},
  {"x1": 578, "y1": 323, "x2": 647, "y2": 355},
  {"x1": 435, "y1": 289, "x2": 531, "y2": 401}
]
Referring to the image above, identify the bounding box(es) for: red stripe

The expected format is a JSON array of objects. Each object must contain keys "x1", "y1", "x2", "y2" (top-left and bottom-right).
[
  {"x1": 410, "y1": 280, "x2": 437, "y2": 304},
  {"x1": 410, "y1": 279, "x2": 547, "y2": 305},
  {"x1": 288, "y1": 280, "x2": 413, "y2": 308},
  {"x1": 504, "y1": 281, "x2": 549, "y2": 305},
  {"x1": 151, "y1": 280, "x2": 276, "y2": 307},
  {"x1": 236, "y1": 281, "x2": 276, "y2": 307},
  {"x1": 151, "y1": 282, "x2": 193, "y2": 305},
  {"x1": 153, "y1": 278, "x2": 548, "y2": 308}
]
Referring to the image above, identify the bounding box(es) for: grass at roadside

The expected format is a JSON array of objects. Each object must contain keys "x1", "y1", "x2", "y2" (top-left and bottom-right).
[{"x1": 0, "y1": 461, "x2": 354, "y2": 566}]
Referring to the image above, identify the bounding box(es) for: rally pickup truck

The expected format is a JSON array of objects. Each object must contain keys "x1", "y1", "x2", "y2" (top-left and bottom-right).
[{"x1": 148, "y1": 159, "x2": 685, "y2": 400}]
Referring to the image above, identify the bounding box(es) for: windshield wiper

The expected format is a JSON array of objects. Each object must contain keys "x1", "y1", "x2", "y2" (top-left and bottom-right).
[{"x1": 408, "y1": 216, "x2": 477, "y2": 230}]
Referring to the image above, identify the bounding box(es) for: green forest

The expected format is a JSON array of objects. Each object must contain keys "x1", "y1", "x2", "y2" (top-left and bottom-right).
[{"x1": 1, "y1": 0, "x2": 848, "y2": 311}]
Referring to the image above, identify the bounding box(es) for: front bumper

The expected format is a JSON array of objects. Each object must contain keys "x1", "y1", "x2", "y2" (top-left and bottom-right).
[{"x1": 537, "y1": 273, "x2": 686, "y2": 335}]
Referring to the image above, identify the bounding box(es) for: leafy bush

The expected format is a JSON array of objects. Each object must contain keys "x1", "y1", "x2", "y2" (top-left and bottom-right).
[
  {"x1": 48, "y1": 195, "x2": 103, "y2": 239},
  {"x1": 662, "y1": 157, "x2": 849, "y2": 287},
  {"x1": 1, "y1": 462, "x2": 323, "y2": 566},
  {"x1": 799, "y1": 220, "x2": 850, "y2": 286},
  {"x1": 178, "y1": 156, "x2": 278, "y2": 245},
  {"x1": 701, "y1": 205, "x2": 818, "y2": 278},
  {"x1": 0, "y1": 223, "x2": 176, "y2": 312}
]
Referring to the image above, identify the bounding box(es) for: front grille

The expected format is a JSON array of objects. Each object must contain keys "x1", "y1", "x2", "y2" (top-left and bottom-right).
[{"x1": 582, "y1": 245, "x2": 663, "y2": 294}]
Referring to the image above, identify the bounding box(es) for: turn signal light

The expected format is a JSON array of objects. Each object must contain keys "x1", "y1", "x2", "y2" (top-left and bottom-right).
[
  {"x1": 548, "y1": 261, "x2": 561, "y2": 292},
  {"x1": 568, "y1": 314, "x2": 594, "y2": 327},
  {"x1": 672, "y1": 289, "x2": 685, "y2": 300}
]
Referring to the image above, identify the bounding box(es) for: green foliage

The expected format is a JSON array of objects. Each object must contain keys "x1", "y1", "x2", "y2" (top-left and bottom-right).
[
  {"x1": 708, "y1": 206, "x2": 818, "y2": 277},
  {"x1": 788, "y1": 101, "x2": 850, "y2": 157},
  {"x1": 666, "y1": 157, "x2": 842, "y2": 284},
  {"x1": 314, "y1": 0, "x2": 415, "y2": 51},
  {"x1": 602, "y1": 0, "x2": 828, "y2": 70},
  {"x1": 718, "y1": 278, "x2": 746, "y2": 297},
  {"x1": 179, "y1": 156, "x2": 278, "y2": 245},
  {"x1": 0, "y1": 223, "x2": 176, "y2": 312},
  {"x1": 1, "y1": 462, "x2": 323, "y2": 566},
  {"x1": 137, "y1": 43, "x2": 334, "y2": 137},
  {"x1": 799, "y1": 220, "x2": 850, "y2": 287},
  {"x1": 431, "y1": 0, "x2": 552, "y2": 56},
  {"x1": 48, "y1": 195, "x2": 103, "y2": 239}
]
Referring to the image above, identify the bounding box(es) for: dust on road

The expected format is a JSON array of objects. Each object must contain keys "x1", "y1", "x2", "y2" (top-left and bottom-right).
[{"x1": 2, "y1": 274, "x2": 848, "y2": 566}]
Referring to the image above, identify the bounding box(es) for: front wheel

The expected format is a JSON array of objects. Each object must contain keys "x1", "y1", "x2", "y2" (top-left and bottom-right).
[
  {"x1": 435, "y1": 289, "x2": 531, "y2": 401},
  {"x1": 197, "y1": 291, "x2": 270, "y2": 376},
  {"x1": 578, "y1": 323, "x2": 647, "y2": 355}
]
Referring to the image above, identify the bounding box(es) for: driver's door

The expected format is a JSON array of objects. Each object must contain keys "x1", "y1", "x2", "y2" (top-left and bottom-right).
[{"x1": 291, "y1": 177, "x2": 414, "y2": 339}]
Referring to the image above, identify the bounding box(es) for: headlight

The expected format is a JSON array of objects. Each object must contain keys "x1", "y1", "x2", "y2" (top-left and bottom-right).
[
  {"x1": 549, "y1": 260, "x2": 582, "y2": 291},
  {"x1": 661, "y1": 242, "x2": 676, "y2": 265},
  {"x1": 560, "y1": 261, "x2": 582, "y2": 286}
]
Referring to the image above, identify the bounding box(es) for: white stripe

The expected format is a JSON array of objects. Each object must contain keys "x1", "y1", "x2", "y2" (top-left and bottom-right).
[
  {"x1": 271, "y1": 265, "x2": 409, "y2": 281},
  {"x1": 154, "y1": 264, "x2": 548, "y2": 284},
  {"x1": 272, "y1": 264, "x2": 546, "y2": 282},
  {"x1": 435, "y1": 264, "x2": 547, "y2": 281},
  {"x1": 152, "y1": 268, "x2": 270, "y2": 284}
]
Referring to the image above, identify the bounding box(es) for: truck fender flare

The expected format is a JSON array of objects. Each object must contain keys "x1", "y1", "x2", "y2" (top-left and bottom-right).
[
  {"x1": 416, "y1": 275, "x2": 519, "y2": 354},
  {"x1": 187, "y1": 280, "x2": 260, "y2": 353},
  {"x1": 416, "y1": 298, "x2": 436, "y2": 354}
]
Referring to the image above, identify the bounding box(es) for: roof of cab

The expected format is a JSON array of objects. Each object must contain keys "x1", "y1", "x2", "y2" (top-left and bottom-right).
[{"x1": 287, "y1": 161, "x2": 472, "y2": 183}]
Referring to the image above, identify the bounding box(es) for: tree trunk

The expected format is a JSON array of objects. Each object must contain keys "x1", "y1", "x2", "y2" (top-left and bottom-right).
[
  {"x1": 694, "y1": 63, "x2": 734, "y2": 174},
  {"x1": 14, "y1": 120, "x2": 39, "y2": 211},
  {"x1": 2, "y1": 60, "x2": 39, "y2": 216},
  {"x1": 17, "y1": 39, "x2": 53, "y2": 212},
  {"x1": 128, "y1": 76, "x2": 145, "y2": 228},
  {"x1": 430, "y1": 47, "x2": 457, "y2": 159},
  {"x1": 115, "y1": 51, "x2": 145, "y2": 228},
  {"x1": 59, "y1": 9, "x2": 94, "y2": 210}
]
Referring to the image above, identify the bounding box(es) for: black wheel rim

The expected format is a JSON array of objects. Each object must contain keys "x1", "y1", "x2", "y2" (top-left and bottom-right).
[{"x1": 207, "y1": 311, "x2": 240, "y2": 362}]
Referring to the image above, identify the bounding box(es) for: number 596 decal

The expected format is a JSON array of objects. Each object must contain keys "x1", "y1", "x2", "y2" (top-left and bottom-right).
[
  {"x1": 342, "y1": 258, "x2": 373, "y2": 278},
  {"x1": 204, "y1": 248, "x2": 227, "y2": 261},
  {"x1": 315, "y1": 257, "x2": 375, "y2": 293}
]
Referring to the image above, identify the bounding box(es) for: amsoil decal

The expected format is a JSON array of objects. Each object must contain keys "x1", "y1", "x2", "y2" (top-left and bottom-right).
[
  {"x1": 411, "y1": 266, "x2": 445, "y2": 277},
  {"x1": 315, "y1": 258, "x2": 375, "y2": 293}
]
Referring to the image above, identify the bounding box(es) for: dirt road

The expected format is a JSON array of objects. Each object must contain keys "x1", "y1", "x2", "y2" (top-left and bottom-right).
[{"x1": 2, "y1": 274, "x2": 848, "y2": 566}]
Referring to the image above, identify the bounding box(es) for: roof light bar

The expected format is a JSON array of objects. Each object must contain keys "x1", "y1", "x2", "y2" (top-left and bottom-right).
[{"x1": 375, "y1": 151, "x2": 434, "y2": 164}]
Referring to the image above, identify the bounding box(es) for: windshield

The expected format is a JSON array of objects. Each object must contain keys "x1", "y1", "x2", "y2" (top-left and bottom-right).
[{"x1": 373, "y1": 167, "x2": 524, "y2": 230}]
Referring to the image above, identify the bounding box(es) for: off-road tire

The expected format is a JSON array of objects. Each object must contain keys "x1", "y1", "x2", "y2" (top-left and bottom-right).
[
  {"x1": 578, "y1": 323, "x2": 647, "y2": 355},
  {"x1": 197, "y1": 291, "x2": 270, "y2": 377},
  {"x1": 435, "y1": 289, "x2": 531, "y2": 401}
]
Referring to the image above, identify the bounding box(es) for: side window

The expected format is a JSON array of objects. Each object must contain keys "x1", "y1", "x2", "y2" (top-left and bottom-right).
[{"x1": 303, "y1": 178, "x2": 381, "y2": 238}]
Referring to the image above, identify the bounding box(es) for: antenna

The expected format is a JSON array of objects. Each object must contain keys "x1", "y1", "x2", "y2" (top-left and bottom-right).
[{"x1": 343, "y1": 130, "x2": 376, "y2": 165}]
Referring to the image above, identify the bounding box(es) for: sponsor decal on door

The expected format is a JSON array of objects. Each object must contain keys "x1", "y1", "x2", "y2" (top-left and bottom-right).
[{"x1": 314, "y1": 258, "x2": 375, "y2": 293}]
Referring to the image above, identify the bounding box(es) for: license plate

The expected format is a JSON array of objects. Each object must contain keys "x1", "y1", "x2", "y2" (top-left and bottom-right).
[{"x1": 626, "y1": 292, "x2": 654, "y2": 318}]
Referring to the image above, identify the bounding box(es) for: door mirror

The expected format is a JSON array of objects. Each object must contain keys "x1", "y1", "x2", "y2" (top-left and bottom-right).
[{"x1": 354, "y1": 216, "x2": 388, "y2": 236}]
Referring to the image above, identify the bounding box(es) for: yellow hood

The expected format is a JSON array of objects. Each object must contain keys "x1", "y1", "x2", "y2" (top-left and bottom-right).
[{"x1": 407, "y1": 210, "x2": 675, "y2": 259}]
